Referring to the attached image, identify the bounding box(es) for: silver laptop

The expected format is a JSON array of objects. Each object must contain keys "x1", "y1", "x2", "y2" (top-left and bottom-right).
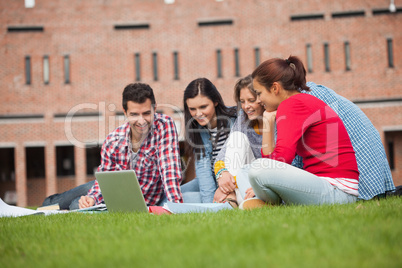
[{"x1": 95, "y1": 170, "x2": 148, "y2": 213}]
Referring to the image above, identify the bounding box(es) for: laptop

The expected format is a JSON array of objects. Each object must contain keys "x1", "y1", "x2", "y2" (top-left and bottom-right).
[{"x1": 95, "y1": 170, "x2": 148, "y2": 213}]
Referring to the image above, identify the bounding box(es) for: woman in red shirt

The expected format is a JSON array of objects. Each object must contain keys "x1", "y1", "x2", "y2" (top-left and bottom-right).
[{"x1": 247, "y1": 56, "x2": 359, "y2": 205}]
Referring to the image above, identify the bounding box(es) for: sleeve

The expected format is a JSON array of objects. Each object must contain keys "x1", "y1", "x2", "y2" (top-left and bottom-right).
[
  {"x1": 213, "y1": 111, "x2": 244, "y2": 176},
  {"x1": 158, "y1": 117, "x2": 183, "y2": 203},
  {"x1": 87, "y1": 135, "x2": 124, "y2": 205},
  {"x1": 87, "y1": 139, "x2": 113, "y2": 204},
  {"x1": 262, "y1": 98, "x2": 311, "y2": 164},
  {"x1": 195, "y1": 152, "x2": 217, "y2": 203}
]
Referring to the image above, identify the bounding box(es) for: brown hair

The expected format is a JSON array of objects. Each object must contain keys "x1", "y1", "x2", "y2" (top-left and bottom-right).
[
  {"x1": 251, "y1": 55, "x2": 310, "y2": 92},
  {"x1": 233, "y1": 74, "x2": 255, "y2": 110}
]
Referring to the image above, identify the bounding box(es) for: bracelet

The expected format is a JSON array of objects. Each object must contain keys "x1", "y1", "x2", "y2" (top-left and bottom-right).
[{"x1": 215, "y1": 168, "x2": 228, "y2": 180}]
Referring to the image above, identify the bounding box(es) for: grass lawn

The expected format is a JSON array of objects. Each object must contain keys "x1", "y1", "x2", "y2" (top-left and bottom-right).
[{"x1": 1, "y1": 196, "x2": 401, "y2": 268}]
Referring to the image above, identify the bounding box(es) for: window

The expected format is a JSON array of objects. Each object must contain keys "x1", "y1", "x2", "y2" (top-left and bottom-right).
[
  {"x1": 64, "y1": 55, "x2": 70, "y2": 84},
  {"x1": 234, "y1": 48, "x2": 240, "y2": 77},
  {"x1": 198, "y1": 19, "x2": 233, "y2": 27},
  {"x1": 0, "y1": 148, "x2": 15, "y2": 181},
  {"x1": 43, "y1": 55, "x2": 49, "y2": 84},
  {"x1": 254, "y1": 47, "x2": 260, "y2": 68},
  {"x1": 26, "y1": 147, "x2": 45, "y2": 179},
  {"x1": 387, "y1": 141, "x2": 395, "y2": 170},
  {"x1": 306, "y1": 44, "x2": 313, "y2": 73},
  {"x1": 344, "y1": 41, "x2": 351, "y2": 71},
  {"x1": 324, "y1": 43, "x2": 330, "y2": 72},
  {"x1": 290, "y1": 14, "x2": 324, "y2": 21},
  {"x1": 8, "y1": 26, "x2": 43, "y2": 32},
  {"x1": 56, "y1": 145, "x2": 75, "y2": 177},
  {"x1": 152, "y1": 52, "x2": 158, "y2": 81},
  {"x1": 86, "y1": 145, "x2": 101, "y2": 175},
  {"x1": 331, "y1": 10, "x2": 365, "y2": 19},
  {"x1": 216, "y1": 49, "x2": 222, "y2": 78},
  {"x1": 387, "y1": 38, "x2": 394, "y2": 68},
  {"x1": 135, "y1": 53, "x2": 141, "y2": 81},
  {"x1": 114, "y1": 24, "x2": 150, "y2": 30},
  {"x1": 173, "y1": 51, "x2": 179, "y2": 80},
  {"x1": 25, "y1": 56, "x2": 31, "y2": 85}
]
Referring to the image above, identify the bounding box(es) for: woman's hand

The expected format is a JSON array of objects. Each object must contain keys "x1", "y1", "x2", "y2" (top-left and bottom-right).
[
  {"x1": 263, "y1": 110, "x2": 277, "y2": 124},
  {"x1": 244, "y1": 187, "x2": 256, "y2": 200},
  {"x1": 262, "y1": 110, "x2": 277, "y2": 156},
  {"x1": 218, "y1": 171, "x2": 236, "y2": 194},
  {"x1": 213, "y1": 187, "x2": 230, "y2": 203}
]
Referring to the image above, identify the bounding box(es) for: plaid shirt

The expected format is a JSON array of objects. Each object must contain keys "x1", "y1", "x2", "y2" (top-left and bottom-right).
[
  {"x1": 87, "y1": 113, "x2": 183, "y2": 205},
  {"x1": 292, "y1": 82, "x2": 395, "y2": 200}
]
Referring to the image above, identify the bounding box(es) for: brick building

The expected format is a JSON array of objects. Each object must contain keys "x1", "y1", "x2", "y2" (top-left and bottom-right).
[{"x1": 0, "y1": 0, "x2": 401, "y2": 206}]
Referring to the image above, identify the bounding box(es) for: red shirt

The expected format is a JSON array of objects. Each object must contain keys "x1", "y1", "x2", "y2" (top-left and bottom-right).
[{"x1": 262, "y1": 93, "x2": 359, "y2": 180}]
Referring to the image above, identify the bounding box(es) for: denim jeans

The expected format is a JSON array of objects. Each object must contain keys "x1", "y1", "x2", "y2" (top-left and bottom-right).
[
  {"x1": 157, "y1": 178, "x2": 202, "y2": 205},
  {"x1": 42, "y1": 180, "x2": 95, "y2": 210},
  {"x1": 248, "y1": 158, "x2": 358, "y2": 205}
]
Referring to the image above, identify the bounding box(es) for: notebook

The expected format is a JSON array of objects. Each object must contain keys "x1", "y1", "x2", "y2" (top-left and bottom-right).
[{"x1": 95, "y1": 170, "x2": 148, "y2": 213}]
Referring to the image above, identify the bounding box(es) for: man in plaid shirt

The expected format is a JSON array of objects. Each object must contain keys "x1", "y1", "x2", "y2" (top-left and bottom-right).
[{"x1": 79, "y1": 83, "x2": 183, "y2": 208}]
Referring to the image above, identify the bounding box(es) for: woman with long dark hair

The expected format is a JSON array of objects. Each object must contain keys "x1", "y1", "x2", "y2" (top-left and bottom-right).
[{"x1": 183, "y1": 78, "x2": 237, "y2": 203}]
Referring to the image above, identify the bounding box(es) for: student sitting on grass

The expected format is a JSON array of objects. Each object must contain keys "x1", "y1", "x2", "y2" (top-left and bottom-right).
[
  {"x1": 79, "y1": 83, "x2": 199, "y2": 209},
  {"x1": 181, "y1": 78, "x2": 237, "y2": 203},
  {"x1": 212, "y1": 75, "x2": 264, "y2": 206},
  {"x1": 214, "y1": 63, "x2": 395, "y2": 208},
  {"x1": 245, "y1": 56, "x2": 360, "y2": 206}
]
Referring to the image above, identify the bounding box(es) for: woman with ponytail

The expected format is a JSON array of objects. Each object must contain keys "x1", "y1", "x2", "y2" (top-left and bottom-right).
[{"x1": 247, "y1": 56, "x2": 360, "y2": 206}]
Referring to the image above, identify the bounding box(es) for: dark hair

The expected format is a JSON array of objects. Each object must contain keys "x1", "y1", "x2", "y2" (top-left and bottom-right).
[
  {"x1": 251, "y1": 55, "x2": 310, "y2": 92},
  {"x1": 122, "y1": 83, "x2": 156, "y2": 111},
  {"x1": 183, "y1": 78, "x2": 236, "y2": 157}
]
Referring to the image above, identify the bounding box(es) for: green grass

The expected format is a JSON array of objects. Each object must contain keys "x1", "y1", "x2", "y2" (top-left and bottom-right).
[{"x1": 1, "y1": 197, "x2": 401, "y2": 268}]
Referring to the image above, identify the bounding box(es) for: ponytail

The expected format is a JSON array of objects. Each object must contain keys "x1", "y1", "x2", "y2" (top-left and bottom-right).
[{"x1": 252, "y1": 55, "x2": 310, "y2": 92}]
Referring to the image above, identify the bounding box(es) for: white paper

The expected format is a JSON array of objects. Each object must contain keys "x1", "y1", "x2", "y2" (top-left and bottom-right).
[{"x1": 0, "y1": 198, "x2": 44, "y2": 218}]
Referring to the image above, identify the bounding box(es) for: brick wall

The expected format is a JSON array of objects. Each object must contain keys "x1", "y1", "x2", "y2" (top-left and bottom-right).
[{"x1": 0, "y1": 0, "x2": 401, "y2": 205}]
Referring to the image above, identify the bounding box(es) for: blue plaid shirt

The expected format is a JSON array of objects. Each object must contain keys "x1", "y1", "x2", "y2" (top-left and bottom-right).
[{"x1": 292, "y1": 82, "x2": 395, "y2": 200}]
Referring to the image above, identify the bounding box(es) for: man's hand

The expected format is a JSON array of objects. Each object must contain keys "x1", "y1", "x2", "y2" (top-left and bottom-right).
[
  {"x1": 218, "y1": 171, "x2": 236, "y2": 194},
  {"x1": 78, "y1": 196, "x2": 95, "y2": 209},
  {"x1": 213, "y1": 187, "x2": 230, "y2": 203},
  {"x1": 244, "y1": 187, "x2": 256, "y2": 200}
]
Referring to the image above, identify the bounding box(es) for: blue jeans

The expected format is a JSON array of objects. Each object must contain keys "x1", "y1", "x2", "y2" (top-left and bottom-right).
[
  {"x1": 248, "y1": 159, "x2": 358, "y2": 205},
  {"x1": 157, "y1": 178, "x2": 203, "y2": 205},
  {"x1": 42, "y1": 180, "x2": 95, "y2": 210}
]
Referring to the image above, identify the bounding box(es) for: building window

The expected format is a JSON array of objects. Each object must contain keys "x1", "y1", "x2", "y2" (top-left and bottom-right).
[
  {"x1": 173, "y1": 51, "x2": 179, "y2": 80},
  {"x1": 306, "y1": 44, "x2": 313, "y2": 73},
  {"x1": 387, "y1": 38, "x2": 394, "y2": 68},
  {"x1": 0, "y1": 148, "x2": 15, "y2": 182},
  {"x1": 26, "y1": 147, "x2": 45, "y2": 179},
  {"x1": 64, "y1": 55, "x2": 70, "y2": 84},
  {"x1": 86, "y1": 145, "x2": 101, "y2": 175},
  {"x1": 56, "y1": 145, "x2": 75, "y2": 177},
  {"x1": 324, "y1": 43, "x2": 330, "y2": 72},
  {"x1": 344, "y1": 41, "x2": 351, "y2": 71},
  {"x1": 152, "y1": 52, "x2": 158, "y2": 81},
  {"x1": 43, "y1": 55, "x2": 49, "y2": 84},
  {"x1": 25, "y1": 56, "x2": 31, "y2": 85},
  {"x1": 234, "y1": 48, "x2": 240, "y2": 77},
  {"x1": 135, "y1": 53, "x2": 141, "y2": 81},
  {"x1": 387, "y1": 141, "x2": 395, "y2": 170},
  {"x1": 216, "y1": 49, "x2": 222, "y2": 78},
  {"x1": 254, "y1": 47, "x2": 260, "y2": 68}
]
